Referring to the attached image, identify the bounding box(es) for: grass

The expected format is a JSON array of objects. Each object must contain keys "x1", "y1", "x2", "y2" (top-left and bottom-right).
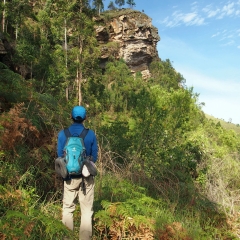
[
  {"x1": 205, "y1": 113, "x2": 240, "y2": 135},
  {"x1": 101, "y1": 8, "x2": 149, "y2": 19}
]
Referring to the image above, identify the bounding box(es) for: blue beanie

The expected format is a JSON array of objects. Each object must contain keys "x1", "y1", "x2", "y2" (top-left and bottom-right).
[{"x1": 71, "y1": 106, "x2": 86, "y2": 120}]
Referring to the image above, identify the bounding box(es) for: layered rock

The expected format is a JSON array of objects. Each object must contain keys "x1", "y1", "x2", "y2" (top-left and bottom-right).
[{"x1": 95, "y1": 9, "x2": 160, "y2": 79}]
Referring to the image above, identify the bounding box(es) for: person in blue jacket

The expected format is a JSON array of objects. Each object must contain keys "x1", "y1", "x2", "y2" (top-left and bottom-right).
[{"x1": 57, "y1": 106, "x2": 98, "y2": 240}]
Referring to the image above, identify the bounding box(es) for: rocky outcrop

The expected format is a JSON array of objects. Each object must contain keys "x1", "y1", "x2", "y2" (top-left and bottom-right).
[{"x1": 95, "y1": 9, "x2": 160, "y2": 79}]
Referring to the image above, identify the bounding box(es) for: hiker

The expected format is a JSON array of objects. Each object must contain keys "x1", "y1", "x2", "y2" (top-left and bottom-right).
[{"x1": 57, "y1": 106, "x2": 98, "y2": 240}]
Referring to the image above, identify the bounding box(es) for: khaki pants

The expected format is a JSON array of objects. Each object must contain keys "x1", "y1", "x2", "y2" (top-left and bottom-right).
[{"x1": 62, "y1": 176, "x2": 94, "y2": 240}]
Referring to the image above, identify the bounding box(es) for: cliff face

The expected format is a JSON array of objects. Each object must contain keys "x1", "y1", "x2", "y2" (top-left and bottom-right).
[
  {"x1": 95, "y1": 9, "x2": 160, "y2": 78},
  {"x1": 0, "y1": 9, "x2": 160, "y2": 79}
]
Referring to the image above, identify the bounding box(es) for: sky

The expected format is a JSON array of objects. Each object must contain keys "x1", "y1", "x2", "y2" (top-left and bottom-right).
[{"x1": 103, "y1": 0, "x2": 240, "y2": 124}]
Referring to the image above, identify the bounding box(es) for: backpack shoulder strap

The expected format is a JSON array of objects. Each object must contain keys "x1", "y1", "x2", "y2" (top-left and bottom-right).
[
  {"x1": 64, "y1": 128, "x2": 72, "y2": 138},
  {"x1": 79, "y1": 128, "x2": 89, "y2": 140},
  {"x1": 64, "y1": 128, "x2": 89, "y2": 139}
]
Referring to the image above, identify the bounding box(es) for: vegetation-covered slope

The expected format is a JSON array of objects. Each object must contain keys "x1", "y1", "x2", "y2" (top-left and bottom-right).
[{"x1": 1, "y1": 1, "x2": 240, "y2": 239}]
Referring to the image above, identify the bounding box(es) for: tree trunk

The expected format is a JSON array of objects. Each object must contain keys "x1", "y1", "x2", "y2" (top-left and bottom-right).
[
  {"x1": 64, "y1": 18, "x2": 68, "y2": 101},
  {"x1": 78, "y1": 34, "x2": 83, "y2": 106},
  {"x1": 15, "y1": 23, "x2": 18, "y2": 40},
  {"x1": 78, "y1": 0, "x2": 83, "y2": 105},
  {"x1": 64, "y1": 19, "x2": 67, "y2": 67},
  {"x1": 2, "y1": 0, "x2": 6, "y2": 32},
  {"x1": 78, "y1": 68, "x2": 82, "y2": 106}
]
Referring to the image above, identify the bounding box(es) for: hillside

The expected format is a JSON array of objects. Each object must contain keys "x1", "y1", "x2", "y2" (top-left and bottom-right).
[
  {"x1": 205, "y1": 113, "x2": 240, "y2": 135},
  {"x1": 1, "y1": 2, "x2": 240, "y2": 239}
]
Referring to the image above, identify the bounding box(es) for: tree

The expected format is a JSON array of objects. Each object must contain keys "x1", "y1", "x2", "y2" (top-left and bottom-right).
[
  {"x1": 92, "y1": 0, "x2": 104, "y2": 15},
  {"x1": 1, "y1": 0, "x2": 6, "y2": 32},
  {"x1": 149, "y1": 60, "x2": 185, "y2": 90},
  {"x1": 3, "y1": 0, "x2": 33, "y2": 39},
  {"x1": 126, "y1": 0, "x2": 135, "y2": 8},
  {"x1": 115, "y1": 0, "x2": 125, "y2": 7},
  {"x1": 108, "y1": 1, "x2": 116, "y2": 10}
]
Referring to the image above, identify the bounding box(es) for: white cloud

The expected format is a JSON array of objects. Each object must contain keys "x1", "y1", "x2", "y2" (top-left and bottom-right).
[
  {"x1": 202, "y1": 2, "x2": 240, "y2": 19},
  {"x1": 191, "y1": 2, "x2": 198, "y2": 11},
  {"x1": 202, "y1": 4, "x2": 220, "y2": 18},
  {"x1": 161, "y1": 10, "x2": 205, "y2": 27},
  {"x1": 220, "y1": 40, "x2": 235, "y2": 46},
  {"x1": 210, "y1": 28, "x2": 239, "y2": 46},
  {"x1": 211, "y1": 32, "x2": 220, "y2": 38},
  {"x1": 222, "y1": 2, "x2": 235, "y2": 15},
  {"x1": 189, "y1": 16, "x2": 205, "y2": 25},
  {"x1": 220, "y1": 32, "x2": 234, "y2": 40},
  {"x1": 161, "y1": 2, "x2": 240, "y2": 28},
  {"x1": 207, "y1": 9, "x2": 220, "y2": 18},
  {"x1": 183, "y1": 12, "x2": 197, "y2": 23},
  {"x1": 161, "y1": 16, "x2": 180, "y2": 28},
  {"x1": 218, "y1": 2, "x2": 236, "y2": 18}
]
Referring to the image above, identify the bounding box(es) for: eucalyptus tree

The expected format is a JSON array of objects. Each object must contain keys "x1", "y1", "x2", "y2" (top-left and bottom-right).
[
  {"x1": 149, "y1": 60, "x2": 185, "y2": 90},
  {"x1": 2, "y1": 0, "x2": 33, "y2": 38},
  {"x1": 107, "y1": 1, "x2": 116, "y2": 10},
  {"x1": 101, "y1": 59, "x2": 137, "y2": 112},
  {"x1": 92, "y1": 0, "x2": 104, "y2": 15},
  {"x1": 115, "y1": 0, "x2": 125, "y2": 7},
  {"x1": 72, "y1": 0, "x2": 98, "y2": 105},
  {"x1": 1, "y1": 0, "x2": 6, "y2": 32},
  {"x1": 126, "y1": 0, "x2": 135, "y2": 8},
  {"x1": 43, "y1": 0, "x2": 101, "y2": 104}
]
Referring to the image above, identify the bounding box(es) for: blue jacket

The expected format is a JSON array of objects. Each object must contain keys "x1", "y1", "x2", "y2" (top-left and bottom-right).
[{"x1": 57, "y1": 123, "x2": 98, "y2": 162}]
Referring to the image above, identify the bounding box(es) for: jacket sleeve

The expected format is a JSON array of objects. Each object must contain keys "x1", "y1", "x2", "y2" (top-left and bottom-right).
[{"x1": 90, "y1": 131, "x2": 98, "y2": 162}]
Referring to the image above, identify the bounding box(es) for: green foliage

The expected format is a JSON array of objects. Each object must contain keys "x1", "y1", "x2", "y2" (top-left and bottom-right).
[
  {"x1": 94, "y1": 174, "x2": 160, "y2": 238},
  {"x1": 107, "y1": 1, "x2": 116, "y2": 10},
  {"x1": 149, "y1": 59, "x2": 186, "y2": 90},
  {"x1": 0, "y1": 63, "x2": 29, "y2": 108},
  {"x1": 0, "y1": 196, "x2": 70, "y2": 239},
  {"x1": 94, "y1": 174, "x2": 231, "y2": 239},
  {"x1": 206, "y1": 113, "x2": 240, "y2": 135},
  {"x1": 1, "y1": 2, "x2": 240, "y2": 239},
  {"x1": 126, "y1": 0, "x2": 136, "y2": 8},
  {"x1": 100, "y1": 59, "x2": 137, "y2": 112},
  {"x1": 115, "y1": 0, "x2": 125, "y2": 7}
]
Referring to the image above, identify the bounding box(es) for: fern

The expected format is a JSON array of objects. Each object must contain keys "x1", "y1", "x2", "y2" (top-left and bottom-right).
[
  {"x1": 0, "y1": 103, "x2": 39, "y2": 153},
  {"x1": 94, "y1": 197, "x2": 157, "y2": 239},
  {"x1": 0, "y1": 209, "x2": 70, "y2": 239}
]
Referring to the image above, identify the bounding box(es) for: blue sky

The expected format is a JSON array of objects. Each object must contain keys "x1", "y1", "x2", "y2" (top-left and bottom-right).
[{"x1": 103, "y1": 0, "x2": 240, "y2": 124}]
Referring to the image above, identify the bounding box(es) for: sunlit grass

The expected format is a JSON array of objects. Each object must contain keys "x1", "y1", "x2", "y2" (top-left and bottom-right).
[{"x1": 205, "y1": 113, "x2": 240, "y2": 135}]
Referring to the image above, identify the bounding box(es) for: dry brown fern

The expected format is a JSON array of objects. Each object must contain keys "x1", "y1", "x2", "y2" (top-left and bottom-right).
[
  {"x1": 0, "y1": 103, "x2": 39, "y2": 154},
  {"x1": 156, "y1": 222, "x2": 193, "y2": 240}
]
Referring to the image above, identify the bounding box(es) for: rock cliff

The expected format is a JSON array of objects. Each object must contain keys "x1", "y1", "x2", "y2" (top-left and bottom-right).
[
  {"x1": 0, "y1": 9, "x2": 160, "y2": 79},
  {"x1": 95, "y1": 9, "x2": 160, "y2": 79}
]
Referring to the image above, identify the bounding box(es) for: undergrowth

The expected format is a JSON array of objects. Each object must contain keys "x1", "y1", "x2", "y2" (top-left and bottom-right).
[
  {"x1": 0, "y1": 153, "x2": 238, "y2": 239},
  {"x1": 0, "y1": 105, "x2": 239, "y2": 239}
]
